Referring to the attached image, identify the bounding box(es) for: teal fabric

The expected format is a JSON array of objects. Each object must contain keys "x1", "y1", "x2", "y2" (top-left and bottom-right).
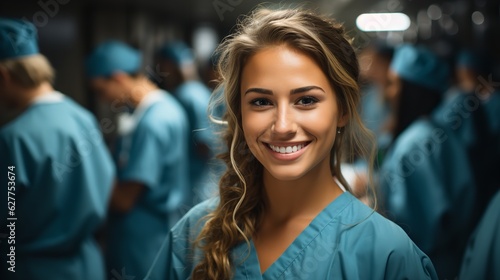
[
  {"x1": 433, "y1": 89, "x2": 500, "y2": 223},
  {"x1": 459, "y1": 190, "x2": 500, "y2": 280},
  {"x1": 0, "y1": 17, "x2": 38, "y2": 60},
  {"x1": 432, "y1": 89, "x2": 478, "y2": 150},
  {"x1": 390, "y1": 44, "x2": 449, "y2": 92},
  {"x1": 0, "y1": 93, "x2": 115, "y2": 280},
  {"x1": 85, "y1": 40, "x2": 142, "y2": 78},
  {"x1": 380, "y1": 118, "x2": 476, "y2": 279},
  {"x1": 106, "y1": 90, "x2": 189, "y2": 280},
  {"x1": 174, "y1": 80, "x2": 218, "y2": 204},
  {"x1": 149, "y1": 192, "x2": 437, "y2": 279}
]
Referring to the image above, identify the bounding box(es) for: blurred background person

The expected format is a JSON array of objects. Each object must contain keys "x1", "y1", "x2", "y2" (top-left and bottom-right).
[
  {"x1": 459, "y1": 189, "x2": 500, "y2": 280},
  {"x1": 0, "y1": 0, "x2": 499, "y2": 278},
  {"x1": 343, "y1": 43, "x2": 394, "y2": 203},
  {"x1": 157, "y1": 41, "x2": 218, "y2": 206},
  {"x1": 432, "y1": 49, "x2": 500, "y2": 224},
  {"x1": 358, "y1": 43, "x2": 393, "y2": 149},
  {"x1": 86, "y1": 41, "x2": 189, "y2": 280},
  {"x1": 379, "y1": 44, "x2": 477, "y2": 279},
  {"x1": 0, "y1": 18, "x2": 115, "y2": 280}
]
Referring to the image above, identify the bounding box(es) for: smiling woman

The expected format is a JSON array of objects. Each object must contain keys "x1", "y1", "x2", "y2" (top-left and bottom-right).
[
  {"x1": 148, "y1": 7, "x2": 439, "y2": 280},
  {"x1": 241, "y1": 46, "x2": 346, "y2": 183}
]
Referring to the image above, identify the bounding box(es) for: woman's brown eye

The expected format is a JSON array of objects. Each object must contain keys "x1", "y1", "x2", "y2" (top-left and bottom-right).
[
  {"x1": 297, "y1": 96, "x2": 318, "y2": 106},
  {"x1": 251, "y1": 98, "x2": 272, "y2": 106}
]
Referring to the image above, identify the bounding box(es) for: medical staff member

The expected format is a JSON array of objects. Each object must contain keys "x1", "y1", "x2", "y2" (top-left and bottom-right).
[
  {"x1": 86, "y1": 41, "x2": 189, "y2": 280},
  {"x1": 379, "y1": 44, "x2": 477, "y2": 279},
  {"x1": 459, "y1": 189, "x2": 500, "y2": 280},
  {"x1": 0, "y1": 18, "x2": 115, "y2": 280},
  {"x1": 146, "y1": 8, "x2": 438, "y2": 280},
  {"x1": 432, "y1": 50, "x2": 499, "y2": 223},
  {"x1": 158, "y1": 42, "x2": 217, "y2": 205},
  {"x1": 358, "y1": 43, "x2": 393, "y2": 144}
]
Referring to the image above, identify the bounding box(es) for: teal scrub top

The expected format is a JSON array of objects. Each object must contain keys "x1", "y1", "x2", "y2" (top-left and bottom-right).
[
  {"x1": 106, "y1": 90, "x2": 189, "y2": 280},
  {"x1": 146, "y1": 192, "x2": 437, "y2": 279},
  {"x1": 380, "y1": 118, "x2": 477, "y2": 279},
  {"x1": 432, "y1": 90, "x2": 499, "y2": 220},
  {"x1": 0, "y1": 92, "x2": 115, "y2": 280},
  {"x1": 432, "y1": 90, "x2": 479, "y2": 150},
  {"x1": 174, "y1": 80, "x2": 218, "y2": 204},
  {"x1": 459, "y1": 190, "x2": 500, "y2": 280}
]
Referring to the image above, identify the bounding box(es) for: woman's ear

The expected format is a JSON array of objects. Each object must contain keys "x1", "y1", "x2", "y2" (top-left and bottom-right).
[{"x1": 338, "y1": 113, "x2": 349, "y2": 127}]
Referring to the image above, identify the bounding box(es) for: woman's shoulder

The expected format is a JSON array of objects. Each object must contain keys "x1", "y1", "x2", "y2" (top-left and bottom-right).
[
  {"x1": 337, "y1": 196, "x2": 438, "y2": 278},
  {"x1": 337, "y1": 195, "x2": 425, "y2": 255},
  {"x1": 171, "y1": 198, "x2": 219, "y2": 238},
  {"x1": 342, "y1": 195, "x2": 415, "y2": 245}
]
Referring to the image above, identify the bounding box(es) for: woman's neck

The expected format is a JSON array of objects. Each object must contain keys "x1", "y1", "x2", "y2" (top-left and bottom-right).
[{"x1": 261, "y1": 162, "x2": 343, "y2": 224}]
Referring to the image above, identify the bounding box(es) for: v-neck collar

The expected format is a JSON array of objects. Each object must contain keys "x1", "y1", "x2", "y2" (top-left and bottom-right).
[{"x1": 231, "y1": 192, "x2": 355, "y2": 279}]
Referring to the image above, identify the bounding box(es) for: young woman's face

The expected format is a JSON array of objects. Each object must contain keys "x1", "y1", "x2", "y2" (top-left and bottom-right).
[{"x1": 240, "y1": 45, "x2": 346, "y2": 181}]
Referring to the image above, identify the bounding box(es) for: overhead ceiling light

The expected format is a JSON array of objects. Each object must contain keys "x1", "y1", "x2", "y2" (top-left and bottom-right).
[
  {"x1": 472, "y1": 11, "x2": 485, "y2": 25},
  {"x1": 356, "y1": 13, "x2": 411, "y2": 32},
  {"x1": 427, "y1": 4, "x2": 442, "y2": 20}
]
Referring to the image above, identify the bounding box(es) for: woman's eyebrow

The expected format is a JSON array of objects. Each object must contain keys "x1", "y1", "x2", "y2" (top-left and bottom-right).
[
  {"x1": 290, "y1": 86, "x2": 325, "y2": 94},
  {"x1": 244, "y1": 85, "x2": 324, "y2": 95},
  {"x1": 244, "y1": 88, "x2": 273, "y2": 95}
]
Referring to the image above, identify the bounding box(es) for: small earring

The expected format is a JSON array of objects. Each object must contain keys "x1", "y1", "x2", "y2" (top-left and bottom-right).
[{"x1": 337, "y1": 127, "x2": 342, "y2": 134}]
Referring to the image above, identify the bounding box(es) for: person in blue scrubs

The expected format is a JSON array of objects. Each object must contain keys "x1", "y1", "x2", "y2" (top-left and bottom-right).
[
  {"x1": 358, "y1": 43, "x2": 393, "y2": 145},
  {"x1": 145, "y1": 9, "x2": 437, "y2": 280},
  {"x1": 86, "y1": 41, "x2": 189, "y2": 280},
  {"x1": 379, "y1": 44, "x2": 477, "y2": 279},
  {"x1": 459, "y1": 189, "x2": 500, "y2": 280},
  {"x1": 0, "y1": 18, "x2": 115, "y2": 280},
  {"x1": 432, "y1": 50, "x2": 499, "y2": 223},
  {"x1": 158, "y1": 42, "x2": 218, "y2": 205}
]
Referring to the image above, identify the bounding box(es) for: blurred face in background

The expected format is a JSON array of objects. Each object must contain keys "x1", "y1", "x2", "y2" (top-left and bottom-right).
[
  {"x1": 455, "y1": 66, "x2": 476, "y2": 93},
  {"x1": 90, "y1": 75, "x2": 127, "y2": 104},
  {"x1": 158, "y1": 59, "x2": 183, "y2": 92}
]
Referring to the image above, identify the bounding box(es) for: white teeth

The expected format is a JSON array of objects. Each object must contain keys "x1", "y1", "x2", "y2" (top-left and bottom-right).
[{"x1": 269, "y1": 144, "x2": 306, "y2": 154}]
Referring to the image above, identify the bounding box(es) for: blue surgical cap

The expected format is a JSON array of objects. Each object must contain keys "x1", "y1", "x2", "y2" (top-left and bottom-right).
[
  {"x1": 86, "y1": 41, "x2": 142, "y2": 79},
  {"x1": 456, "y1": 50, "x2": 489, "y2": 75},
  {"x1": 159, "y1": 41, "x2": 194, "y2": 66},
  {"x1": 0, "y1": 18, "x2": 39, "y2": 60},
  {"x1": 391, "y1": 44, "x2": 450, "y2": 92}
]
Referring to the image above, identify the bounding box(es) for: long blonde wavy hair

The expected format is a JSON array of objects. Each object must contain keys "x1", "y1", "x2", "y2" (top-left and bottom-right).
[{"x1": 193, "y1": 8, "x2": 375, "y2": 279}]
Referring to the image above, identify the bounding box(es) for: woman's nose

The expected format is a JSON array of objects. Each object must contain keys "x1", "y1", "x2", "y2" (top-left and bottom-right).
[{"x1": 271, "y1": 104, "x2": 297, "y2": 137}]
